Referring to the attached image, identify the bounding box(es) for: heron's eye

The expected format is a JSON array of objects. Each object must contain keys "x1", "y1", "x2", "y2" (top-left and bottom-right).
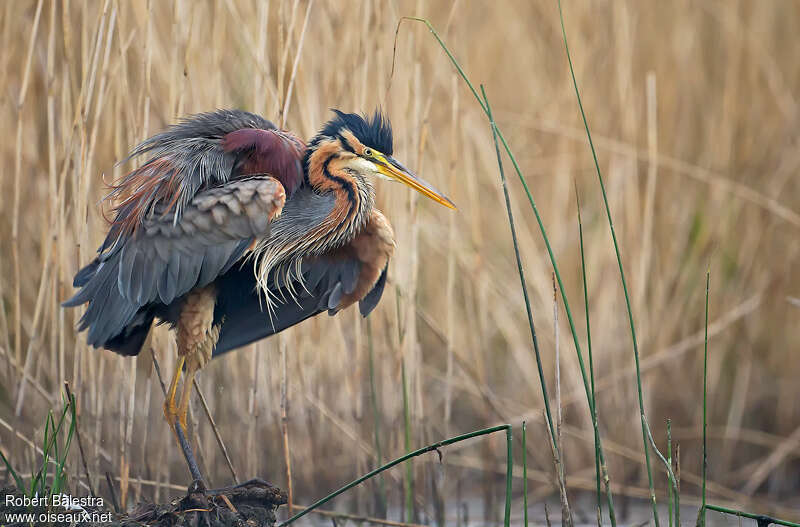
[{"x1": 363, "y1": 148, "x2": 373, "y2": 157}]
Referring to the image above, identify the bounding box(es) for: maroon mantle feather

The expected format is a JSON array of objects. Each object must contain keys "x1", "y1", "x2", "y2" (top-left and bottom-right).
[{"x1": 222, "y1": 128, "x2": 305, "y2": 197}]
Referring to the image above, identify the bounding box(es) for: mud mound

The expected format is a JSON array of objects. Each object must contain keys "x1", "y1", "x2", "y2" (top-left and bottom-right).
[{"x1": 1, "y1": 480, "x2": 286, "y2": 527}]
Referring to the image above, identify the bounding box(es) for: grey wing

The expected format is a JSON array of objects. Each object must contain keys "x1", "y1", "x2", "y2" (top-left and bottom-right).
[
  {"x1": 212, "y1": 209, "x2": 395, "y2": 356},
  {"x1": 64, "y1": 176, "x2": 285, "y2": 348},
  {"x1": 212, "y1": 256, "x2": 389, "y2": 357}
]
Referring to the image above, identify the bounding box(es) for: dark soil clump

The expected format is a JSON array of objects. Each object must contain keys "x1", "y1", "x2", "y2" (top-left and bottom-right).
[{"x1": 1, "y1": 480, "x2": 287, "y2": 527}]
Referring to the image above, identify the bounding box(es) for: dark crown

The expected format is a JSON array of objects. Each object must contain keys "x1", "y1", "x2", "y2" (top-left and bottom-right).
[{"x1": 317, "y1": 109, "x2": 393, "y2": 155}]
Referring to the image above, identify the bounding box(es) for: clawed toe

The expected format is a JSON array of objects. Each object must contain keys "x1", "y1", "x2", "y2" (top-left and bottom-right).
[
  {"x1": 205, "y1": 477, "x2": 277, "y2": 495},
  {"x1": 163, "y1": 400, "x2": 178, "y2": 428},
  {"x1": 187, "y1": 478, "x2": 207, "y2": 495}
]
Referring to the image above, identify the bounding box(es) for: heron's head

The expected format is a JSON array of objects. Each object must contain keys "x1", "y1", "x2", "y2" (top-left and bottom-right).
[{"x1": 306, "y1": 109, "x2": 456, "y2": 209}]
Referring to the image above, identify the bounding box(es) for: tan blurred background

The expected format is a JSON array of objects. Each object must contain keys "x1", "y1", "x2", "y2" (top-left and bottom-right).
[{"x1": 1, "y1": 0, "x2": 799, "y2": 522}]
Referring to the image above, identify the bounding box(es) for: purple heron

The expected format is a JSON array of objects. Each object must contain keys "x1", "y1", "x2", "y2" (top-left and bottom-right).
[{"x1": 64, "y1": 109, "x2": 454, "y2": 483}]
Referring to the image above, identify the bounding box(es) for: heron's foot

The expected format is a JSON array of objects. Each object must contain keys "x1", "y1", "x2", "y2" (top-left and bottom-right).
[
  {"x1": 163, "y1": 371, "x2": 192, "y2": 432},
  {"x1": 163, "y1": 356, "x2": 185, "y2": 428},
  {"x1": 162, "y1": 398, "x2": 190, "y2": 433},
  {"x1": 205, "y1": 478, "x2": 281, "y2": 496},
  {"x1": 181, "y1": 478, "x2": 286, "y2": 515},
  {"x1": 178, "y1": 479, "x2": 287, "y2": 525},
  {"x1": 162, "y1": 397, "x2": 179, "y2": 429}
]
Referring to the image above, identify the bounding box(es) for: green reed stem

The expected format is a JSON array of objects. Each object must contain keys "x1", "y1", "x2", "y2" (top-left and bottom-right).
[
  {"x1": 667, "y1": 419, "x2": 673, "y2": 527},
  {"x1": 53, "y1": 391, "x2": 76, "y2": 495},
  {"x1": 556, "y1": 1, "x2": 658, "y2": 524},
  {"x1": 700, "y1": 272, "x2": 710, "y2": 527},
  {"x1": 576, "y1": 186, "x2": 603, "y2": 522},
  {"x1": 395, "y1": 15, "x2": 617, "y2": 526},
  {"x1": 280, "y1": 425, "x2": 514, "y2": 527},
  {"x1": 31, "y1": 395, "x2": 72, "y2": 497},
  {"x1": 367, "y1": 318, "x2": 388, "y2": 516},
  {"x1": 0, "y1": 449, "x2": 24, "y2": 492},
  {"x1": 481, "y1": 85, "x2": 557, "y2": 450},
  {"x1": 401, "y1": 359, "x2": 414, "y2": 522},
  {"x1": 504, "y1": 426, "x2": 513, "y2": 527},
  {"x1": 522, "y1": 421, "x2": 529, "y2": 527},
  {"x1": 705, "y1": 505, "x2": 800, "y2": 527},
  {"x1": 643, "y1": 414, "x2": 679, "y2": 527}
]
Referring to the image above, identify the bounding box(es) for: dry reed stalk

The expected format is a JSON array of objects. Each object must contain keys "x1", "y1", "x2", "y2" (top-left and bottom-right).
[
  {"x1": 289, "y1": 503, "x2": 428, "y2": 527},
  {"x1": 246, "y1": 345, "x2": 259, "y2": 478},
  {"x1": 46, "y1": 0, "x2": 58, "y2": 388},
  {"x1": 14, "y1": 239, "x2": 53, "y2": 416},
  {"x1": 444, "y1": 72, "x2": 459, "y2": 434},
  {"x1": 278, "y1": 0, "x2": 300, "y2": 111},
  {"x1": 123, "y1": 356, "x2": 136, "y2": 500},
  {"x1": 193, "y1": 377, "x2": 238, "y2": 483},
  {"x1": 140, "y1": 0, "x2": 152, "y2": 140},
  {"x1": 280, "y1": 0, "x2": 313, "y2": 129},
  {"x1": 543, "y1": 411, "x2": 572, "y2": 527},
  {"x1": 12, "y1": 0, "x2": 44, "y2": 371},
  {"x1": 494, "y1": 292, "x2": 762, "y2": 428},
  {"x1": 2, "y1": 0, "x2": 800, "y2": 513},
  {"x1": 558, "y1": 423, "x2": 769, "y2": 508},
  {"x1": 552, "y1": 275, "x2": 572, "y2": 526},
  {"x1": 0, "y1": 280, "x2": 12, "y2": 381},
  {"x1": 742, "y1": 425, "x2": 800, "y2": 496},
  {"x1": 523, "y1": 118, "x2": 800, "y2": 229},
  {"x1": 637, "y1": 72, "x2": 658, "y2": 317},
  {"x1": 280, "y1": 335, "x2": 294, "y2": 514},
  {"x1": 253, "y1": 0, "x2": 270, "y2": 117},
  {"x1": 720, "y1": 357, "x2": 751, "y2": 476},
  {"x1": 449, "y1": 451, "x2": 800, "y2": 520}
]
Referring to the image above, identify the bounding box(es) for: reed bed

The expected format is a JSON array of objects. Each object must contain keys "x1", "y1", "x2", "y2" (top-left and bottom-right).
[{"x1": 1, "y1": 0, "x2": 799, "y2": 523}]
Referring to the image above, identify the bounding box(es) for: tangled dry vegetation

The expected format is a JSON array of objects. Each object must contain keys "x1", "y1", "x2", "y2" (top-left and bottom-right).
[{"x1": 1, "y1": 0, "x2": 799, "y2": 522}]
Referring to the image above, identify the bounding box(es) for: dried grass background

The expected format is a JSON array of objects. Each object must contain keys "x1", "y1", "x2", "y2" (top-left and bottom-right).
[{"x1": 1, "y1": 0, "x2": 799, "y2": 521}]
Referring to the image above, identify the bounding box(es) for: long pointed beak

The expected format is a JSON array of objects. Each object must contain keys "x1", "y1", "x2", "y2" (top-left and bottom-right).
[{"x1": 377, "y1": 155, "x2": 456, "y2": 210}]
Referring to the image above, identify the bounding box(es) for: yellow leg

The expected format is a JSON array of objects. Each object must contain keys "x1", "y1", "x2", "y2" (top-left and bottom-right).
[
  {"x1": 163, "y1": 354, "x2": 205, "y2": 483},
  {"x1": 176, "y1": 362, "x2": 198, "y2": 432},
  {"x1": 163, "y1": 356, "x2": 185, "y2": 426}
]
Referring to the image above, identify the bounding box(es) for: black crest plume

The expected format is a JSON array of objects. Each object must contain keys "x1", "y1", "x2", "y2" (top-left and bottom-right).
[{"x1": 310, "y1": 109, "x2": 394, "y2": 157}]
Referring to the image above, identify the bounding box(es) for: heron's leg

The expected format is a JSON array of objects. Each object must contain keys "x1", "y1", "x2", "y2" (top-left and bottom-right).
[
  {"x1": 161, "y1": 354, "x2": 203, "y2": 482},
  {"x1": 174, "y1": 412, "x2": 204, "y2": 483},
  {"x1": 171, "y1": 354, "x2": 213, "y2": 483},
  {"x1": 176, "y1": 361, "x2": 199, "y2": 431},
  {"x1": 169, "y1": 284, "x2": 218, "y2": 484},
  {"x1": 163, "y1": 356, "x2": 185, "y2": 425}
]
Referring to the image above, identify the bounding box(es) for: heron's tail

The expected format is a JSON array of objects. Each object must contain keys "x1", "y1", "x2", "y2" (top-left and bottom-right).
[{"x1": 64, "y1": 256, "x2": 153, "y2": 356}]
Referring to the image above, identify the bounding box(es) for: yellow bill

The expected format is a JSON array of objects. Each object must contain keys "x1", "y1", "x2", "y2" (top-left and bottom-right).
[{"x1": 375, "y1": 154, "x2": 457, "y2": 210}]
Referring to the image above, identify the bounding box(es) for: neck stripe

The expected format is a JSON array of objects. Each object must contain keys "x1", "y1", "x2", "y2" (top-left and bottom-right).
[
  {"x1": 322, "y1": 155, "x2": 357, "y2": 214},
  {"x1": 337, "y1": 133, "x2": 356, "y2": 153}
]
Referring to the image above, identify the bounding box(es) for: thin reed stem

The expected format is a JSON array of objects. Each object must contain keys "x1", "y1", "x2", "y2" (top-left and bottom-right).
[
  {"x1": 700, "y1": 272, "x2": 710, "y2": 527},
  {"x1": 280, "y1": 0, "x2": 313, "y2": 128},
  {"x1": 667, "y1": 419, "x2": 673, "y2": 527},
  {"x1": 280, "y1": 338, "x2": 293, "y2": 514},
  {"x1": 522, "y1": 421, "x2": 528, "y2": 527},
  {"x1": 401, "y1": 359, "x2": 414, "y2": 523},
  {"x1": 288, "y1": 503, "x2": 428, "y2": 527},
  {"x1": 192, "y1": 377, "x2": 238, "y2": 484},
  {"x1": 64, "y1": 381, "x2": 95, "y2": 497},
  {"x1": 556, "y1": 1, "x2": 658, "y2": 524},
  {"x1": 643, "y1": 414, "x2": 679, "y2": 527},
  {"x1": 367, "y1": 318, "x2": 388, "y2": 516},
  {"x1": 504, "y1": 426, "x2": 512, "y2": 527},
  {"x1": 280, "y1": 425, "x2": 514, "y2": 527},
  {"x1": 393, "y1": 16, "x2": 617, "y2": 525},
  {"x1": 479, "y1": 84, "x2": 557, "y2": 451},
  {"x1": 576, "y1": 188, "x2": 603, "y2": 524},
  {"x1": 705, "y1": 505, "x2": 800, "y2": 527}
]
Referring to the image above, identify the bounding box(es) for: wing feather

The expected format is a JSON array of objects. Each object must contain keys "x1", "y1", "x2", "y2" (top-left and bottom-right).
[
  {"x1": 213, "y1": 210, "x2": 395, "y2": 356},
  {"x1": 65, "y1": 176, "x2": 285, "y2": 349},
  {"x1": 66, "y1": 110, "x2": 308, "y2": 354}
]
